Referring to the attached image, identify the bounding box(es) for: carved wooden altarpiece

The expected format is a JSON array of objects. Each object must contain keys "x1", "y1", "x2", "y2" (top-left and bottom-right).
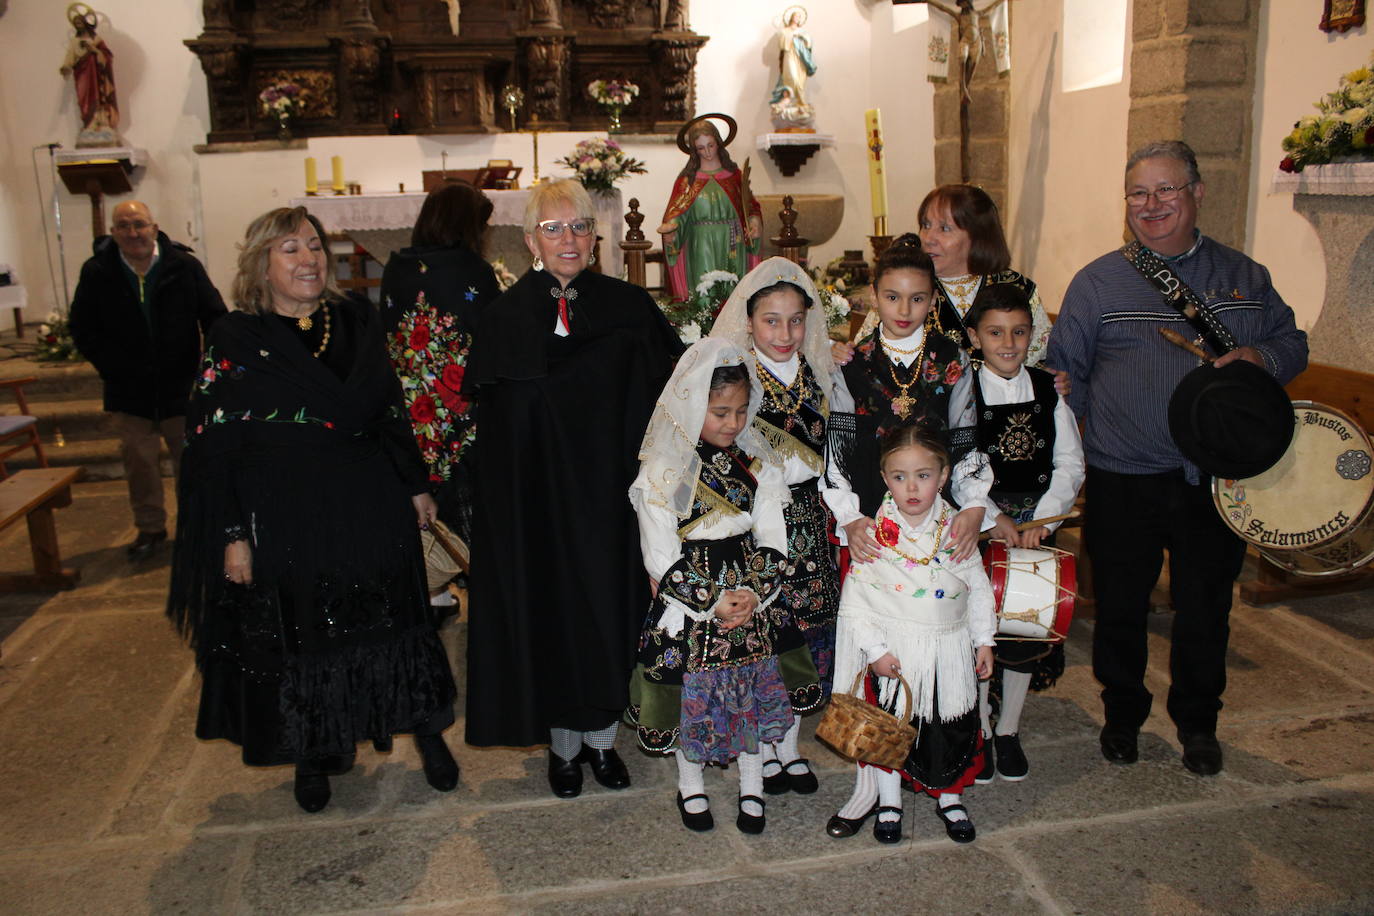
[{"x1": 186, "y1": 0, "x2": 707, "y2": 143}]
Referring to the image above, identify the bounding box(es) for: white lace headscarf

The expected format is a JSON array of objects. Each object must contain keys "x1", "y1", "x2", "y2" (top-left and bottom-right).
[
  {"x1": 708, "y1": 256, "x2": 853, "y2": 412},
  {"x1": 630, "y1": 338, "x2": 779, "y2": 520}
]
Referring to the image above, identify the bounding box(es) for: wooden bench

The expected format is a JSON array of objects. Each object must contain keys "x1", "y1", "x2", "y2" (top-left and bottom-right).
[{"x1": 0, "y1": 467, "x2": 84, "y2": 591}]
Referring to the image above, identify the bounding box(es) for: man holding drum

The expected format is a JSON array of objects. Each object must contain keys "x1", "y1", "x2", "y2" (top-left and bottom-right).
[{"x1": 1048, "y1": 141, "x2": 1308, "y2": 776}]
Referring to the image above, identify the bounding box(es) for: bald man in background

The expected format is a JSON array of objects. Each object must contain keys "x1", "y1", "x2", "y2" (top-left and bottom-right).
[{"x1": 69, "y1": 201, "x2": 226, "y2": 559}]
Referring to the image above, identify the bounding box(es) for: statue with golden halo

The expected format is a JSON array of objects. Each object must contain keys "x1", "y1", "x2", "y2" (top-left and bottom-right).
[
  {"x1": 59, "y1": 2, "x2": 121, "y2": 147},
  {"x1": 657, "y1": 113, "x2": 762, "y2": 303}
]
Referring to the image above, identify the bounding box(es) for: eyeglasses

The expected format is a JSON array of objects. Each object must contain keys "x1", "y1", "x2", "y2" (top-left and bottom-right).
[
  {"x1": 536, "y1": 218, "x2": 596, "y2": 239},
  {"x1": 1124, "y1": 181, "x2": 1196, "y2": 208},
  {"x1": 113, "y1": 220, "x2": 153, "y2": 232}
]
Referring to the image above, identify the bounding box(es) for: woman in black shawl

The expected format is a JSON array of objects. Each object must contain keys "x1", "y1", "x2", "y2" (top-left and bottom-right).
[
  {"x1": 464, "y1": 179, "x2": 684, "y2": 798},
  {"x1": 168, "y1": 207, "x2": 459, "y2": 813}
]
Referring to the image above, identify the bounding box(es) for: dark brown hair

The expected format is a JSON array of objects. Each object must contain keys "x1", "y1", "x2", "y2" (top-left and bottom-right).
[
  {"x1": 872, "y1": 233, "x2": 934, "y2": 289},
  {"x1": 411, "y1": 181, "x2": 493, "y2": 254},
  {"x1": 917, "y1": 185, "x2": 1011, "y2": 275},
  {"x1": 709, "y1": 363, "x2": 750, "y2": 393},
  {"x1": 879, "y1": 423, "x2": 950, "y2": 472},
  {"x1": 746, "y1": 280, "x2": 812, "y2": 317},
  {"x1": 964, "y1": 282, "x2": 1032, "y2": 329}
]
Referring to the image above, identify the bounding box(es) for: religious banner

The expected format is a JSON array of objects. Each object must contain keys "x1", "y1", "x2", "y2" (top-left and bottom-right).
[
  {"x1": 927, "y1": 7, "x2": 953, "y2": 83},
  {"x1": 980, "y1": 0, "x2": 1011, "y2": 75}
]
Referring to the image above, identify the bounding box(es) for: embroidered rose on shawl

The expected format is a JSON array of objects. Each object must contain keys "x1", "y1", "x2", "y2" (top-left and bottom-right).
[
  {"x1": 922, "y1": 359, "x2": 941, "y2": 382},
  {"x1": 410, "y1": 394, "x2": 436, "y2": 424},
  {"x1": 409, "y1": 323, "x2": 431, "y2": 351},
  {"x1": 943, "y1": 360, "x2": 961, "y2": 386},
  {"x1": 876, "y1": 517, "x2": 901, "y2": 548}
]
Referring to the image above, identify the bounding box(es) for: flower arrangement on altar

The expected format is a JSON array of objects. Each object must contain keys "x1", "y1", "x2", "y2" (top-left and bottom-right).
[
  {"x1": 555, "y1": 137, "x2": 648, "y2": 192},
  {"x1": 588, "y1": 79, "x2": 639, "y2": 107},
  {"x1": 809, "y1": 261, "x2": 853, "y2": 336},
  {"x1": 35, "y1": 311, "x2": 82, "y2": 362},
  {"x1": 654, "y1": 270, "x2": 739, "y2": 344},
  {"x1": 258, "y1": 81, "x2": 306, "y2": 120},
  {"x1": 1279, "y1": 53, "x2": 1374, "y2": 172}
]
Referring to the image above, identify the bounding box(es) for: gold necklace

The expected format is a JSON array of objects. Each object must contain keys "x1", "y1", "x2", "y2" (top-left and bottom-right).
[
  {"x1": 940, "y1": 274, "x2": 981, "y2": 301},
  {"x1": 312, "y1": 302, "x2": 332, "y2": 358},
  {"x1": 295, "y1": 304, "x2": 321, "y2": 331},
  {"x1": 880, "y1": 335, "x2": 921, "y2": 357},
  {"x1": 754, "y1": 357, "x2": 810, "y2": 415},
  {"x1": 877, "y1": 505, "x2": 949, "y2": 566},
  {"x1": 884, "y1": 331, "x2": 928, "y2": 420}
]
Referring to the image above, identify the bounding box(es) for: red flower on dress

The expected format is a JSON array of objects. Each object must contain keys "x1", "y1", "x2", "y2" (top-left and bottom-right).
[
  {"x1": 944, "y1": 360, "x2": 961, "y2": 386},
  {"x1": 409, "y1": 324, "x2": 431, "y2": 350},
  {"x1": 218, "y1": 359, "x2": 231, "y2": 370},
  {"x1": 410, "y1": 394, "x2": 436, "y2": 424},
  {"x1": 323, "y1": 421, "x2": 334, "y2": 429},
  {"x1": 876, "y1": 517, "x2": 901, "y2": 548},
  {"x1": 441, "y1": 363, "x2": 465, "y2": 392},
  {"x1": 922, "y1": 359, "x2": 941, "y2": 382}
]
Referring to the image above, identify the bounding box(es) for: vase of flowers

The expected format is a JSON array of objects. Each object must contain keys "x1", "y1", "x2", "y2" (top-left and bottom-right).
[
  {"x1": 588, "y1": 79, "x2": 639, "y2": 134},
  {"x1": 653, "y1": 270, "x2": 739, "y2": 344},
  {"x1": 1279, "y1": 53, "x2": 1374, "y2": 172},
  {"x1": 555, "y1": 137, "x2": 648, "y2": 193},
  {"x1": 35, "y1": 311, "x2": 83, "y2": 362},
  {"x1": 259, "y1": 81, "x2": 306, "y2": 142},
  {"x1": 809, "y1": 262, "x2": 854, "y2": 337}
]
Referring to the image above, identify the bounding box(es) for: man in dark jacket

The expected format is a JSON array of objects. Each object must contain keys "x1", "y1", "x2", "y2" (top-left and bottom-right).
[{"x1": 69, "y1": 200, "x2": 226, "y2": 558}]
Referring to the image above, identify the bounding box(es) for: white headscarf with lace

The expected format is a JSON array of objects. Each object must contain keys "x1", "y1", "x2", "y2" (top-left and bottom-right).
[{"x1": 630, "y1": 338, "x2": 779, "y2": 520}]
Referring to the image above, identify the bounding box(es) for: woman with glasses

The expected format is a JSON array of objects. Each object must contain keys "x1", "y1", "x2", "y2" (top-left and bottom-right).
[{"x1": 463, "y1": 179, "x2": 684, "y2": 797}]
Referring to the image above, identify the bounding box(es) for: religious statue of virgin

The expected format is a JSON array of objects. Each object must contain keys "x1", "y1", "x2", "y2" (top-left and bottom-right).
[{"x1": 771, "y1": 6, "x2": 816, "y2": 130}]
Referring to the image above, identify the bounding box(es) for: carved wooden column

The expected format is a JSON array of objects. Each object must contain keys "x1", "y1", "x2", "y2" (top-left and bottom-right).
[
  {"x1": 339, "y1": 37, "x2": 388, "y2": 130},
  {"x1": 651, "y1": 32, "x2": 707, "y2": 133}
]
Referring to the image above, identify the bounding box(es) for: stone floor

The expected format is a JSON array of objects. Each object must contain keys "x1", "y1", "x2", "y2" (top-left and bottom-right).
[{"x1": 1, "y1": 481, "x2": 1372, "y2": 915}]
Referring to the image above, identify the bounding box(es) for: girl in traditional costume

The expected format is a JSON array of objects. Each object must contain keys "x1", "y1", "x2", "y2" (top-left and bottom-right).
[
  {"x1": 708, "y1": 257, "x2": 849, "y2": 796},
  {"x1": 628, "y1": 339, "x2": 821, "y2": 835},
  {"x1": 657, "y1": 116, "x2": 762, "y2": 303},
  {"x1": 827, "y1": 425, "x2": 996, "y2": 844}
]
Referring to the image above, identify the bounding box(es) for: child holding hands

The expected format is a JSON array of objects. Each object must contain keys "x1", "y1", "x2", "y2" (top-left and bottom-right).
[
  {"x1": 965, "y1": 284, "x2": 1085, "y2": 782},
  {"x1": 628, "y1": 339, "x2": 822, "y2": 835},
  {"x1": 827, "y1": 424, "x2": 996, "y2": 844}
]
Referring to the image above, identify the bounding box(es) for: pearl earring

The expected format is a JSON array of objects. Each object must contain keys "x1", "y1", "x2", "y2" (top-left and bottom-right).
[{"x1": 533, "y1": 256, "x2": 545, "y2": 271}]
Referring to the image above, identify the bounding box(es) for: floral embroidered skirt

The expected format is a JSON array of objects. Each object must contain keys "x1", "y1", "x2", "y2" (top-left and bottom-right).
[
  {"x1": 628, "y1": 532, "x2": 821, "y2": 765},
  {"x1": 780, "y1": 483, "x2": 841, "y2": 699}
]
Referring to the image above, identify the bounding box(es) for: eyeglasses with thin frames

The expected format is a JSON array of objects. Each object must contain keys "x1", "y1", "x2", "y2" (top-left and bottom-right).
[
  {"x1": 1124, "y1": 181, "x2": 1196, "y2": 208},
  {"x1": 536, "y1": 218, "x2": 596, "y2": 239}
]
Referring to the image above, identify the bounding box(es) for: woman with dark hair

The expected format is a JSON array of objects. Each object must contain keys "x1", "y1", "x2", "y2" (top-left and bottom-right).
[
  {"x1": 169, "y1": 206, "x2": 460, "y2": 814},
  {"x1": 380, "y1": 182, "x2": 501, "y2": 552},
  {"x1": 657, "y1": 115, "x2": 763, "y2": 303},
  {"x1": 917, "y1": 185, "x2": 1051, "y2": 365}
]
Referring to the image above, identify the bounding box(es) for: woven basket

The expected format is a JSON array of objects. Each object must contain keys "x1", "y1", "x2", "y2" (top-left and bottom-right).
[
  {"x1": 420, "y1": 518, "x2": 469, "y2": 591},
  {"x1": 814, "y1": 668, "x2": 918, "y2": 770}
]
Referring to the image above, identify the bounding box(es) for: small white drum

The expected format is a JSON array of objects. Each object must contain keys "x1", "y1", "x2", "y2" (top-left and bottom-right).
[
  {"x1": 982, "y1": 541, "x2": 1076, "y2": 643},
  {"x1": 1213, "y1": 401, "x2": 1374, "y2": 577}
]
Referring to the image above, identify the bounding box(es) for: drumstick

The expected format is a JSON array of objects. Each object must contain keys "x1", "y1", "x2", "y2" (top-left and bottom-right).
[
  {"x1": 978, "y1": 510, "x2": 1081, "y2": 541},
  {"x1": 1158, "y1": 327, "x2": 1213, "y2": 362}
]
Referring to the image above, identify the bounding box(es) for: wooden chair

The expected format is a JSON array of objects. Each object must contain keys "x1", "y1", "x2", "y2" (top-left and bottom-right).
[
  {"x1": 0, "y1": 377, "x2": 46, "y2": 479},
  {"x1": 0, "y1": 467, "x2": 84, "y2": 590}
]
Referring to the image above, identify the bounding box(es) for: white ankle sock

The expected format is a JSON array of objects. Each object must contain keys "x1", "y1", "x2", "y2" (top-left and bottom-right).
[
  {"x1": 995, "y1": 670, "x2": 1032, "y2": 736},
  {"x1": 876, "y1": 769, "x2": 903, "y2": 822},
  {"x1": 675, "y1": 751, "x2": 708, "y2": 814},
  {"x1": 978, "y1": 679, "x2": 993, "y2": 739},
  {"x1": 836, "y1": 764, "x2": 878, "y2": 819},
  {"x1": 737, "y1": 751, "x2": 764, "y2": 816},
  {"x1": 938, "y1": 792, "x2": 968, "y2": 821},
  {"x1": 777, "y1": 715, "x2": 802, "y2": 764}
]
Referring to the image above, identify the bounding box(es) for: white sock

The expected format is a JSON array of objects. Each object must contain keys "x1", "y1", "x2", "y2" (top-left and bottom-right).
[
  {"x1": 777, "y1": 715, "x2": 803, "y2": 766},
  {"x1": 938, "y1": 792, "x2": 968, "y2": 822},
  {"x1": 996, "y1": 670, "x2": 1032, "y2": 736},
  {"x1": 762, "y1": 738, "x2": 781, "y2": 774},
  {"x1": 876, "y1": 768, "x2": 903, "y2": 822},
  {"x1": 836, "y1": 763, "x2": 878, "y2": 819},
  {"x1": 978, "y1": 679, "x2": 993, "y2": 739},
  {"x1": 583, "y1": 722, "x2": 618, "y2": 750},
  {"x1": 737, "y1": 751, "x2": 764, "y2": 816},
  {"x1": 549, "y1": 727, "x2": 581, "y2": 761},
  {"x1": 675, "y1": 751, "x2": 708, "y2": 814}
]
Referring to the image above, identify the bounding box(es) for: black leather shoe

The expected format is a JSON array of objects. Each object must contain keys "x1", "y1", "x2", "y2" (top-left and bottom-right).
[
  {"x1": 975, "y1": 737, "x2": 995, "y2": 784},
  {"x1": 935, "y1": 802, "x2": 976, "y2": 843},
  {"x1": 293, "y1": 770, "x2": 331, "y2": 813},
  {"x1": 577, "y1": 746, "x2": 630, "y2": 789},
  {"x1": 762, "y1": 760, "x2": 789, "y2": 795},
  {"x1": 126, "y1": 529, "x2": 167, "y2": 559},
  {"x1": 873, "y1": 805, "x2": 903, "y2": 844},
  {"x1": 676, "y1": 792, "x2": 714, "y2": 832},
  {"x1": 547, "y1": 749, "x2": 583, "y2": 798},
  {"x1": 826, "y1": 804, "x2": 876, "y2": 838},
  {"x1": 782, "y1": 758, "x2": 819, "y2": 794},
  {"x1": 1100, "y1": 725, "x2": 1139, "y2": 765},
  {"x1": 416, "y1": 734, "x2": 460, "y2": 791},
  {"x1": 1180, "y1": 732, "x2": 1222, "y2": 776},
  {"x1": 736, "y1": 795, "x2": 765, "y2": 834},
  {"x1": 994, "y1": 733, "x2": 1029, "y2": 781},
  {"x1": 372, "y1": 736, "x2": 393, "y2": 753}
]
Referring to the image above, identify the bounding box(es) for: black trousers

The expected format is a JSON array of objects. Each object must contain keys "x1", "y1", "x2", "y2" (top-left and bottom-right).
[{"x1": 1085, "y1": 467, "x2": 1247, "y2": 736}]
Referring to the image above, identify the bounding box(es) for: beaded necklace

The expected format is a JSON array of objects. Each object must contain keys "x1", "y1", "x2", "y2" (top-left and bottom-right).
[{"x1": 875, "y1": 504, "x2": 949, "y2": 566}]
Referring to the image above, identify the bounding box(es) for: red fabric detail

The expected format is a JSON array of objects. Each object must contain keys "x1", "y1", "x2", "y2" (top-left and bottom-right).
[
  {"x1": 557, "y1": 296, "x2": 571, "y2": 333},
  {"x1": 854, "y1": 674, "x2": 984, "y2": 798},
  {"x1": 837, "y1": 545, "x2": 851, "y2": 583}
]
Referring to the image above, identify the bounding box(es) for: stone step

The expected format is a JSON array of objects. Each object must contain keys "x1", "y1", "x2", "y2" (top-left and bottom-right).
[
  {"x1": 0, "y1": 397, "x2": 109, "y2": 441},
  {"x1": 0, "y1": 358, "x2": 104, "y2": 400}
]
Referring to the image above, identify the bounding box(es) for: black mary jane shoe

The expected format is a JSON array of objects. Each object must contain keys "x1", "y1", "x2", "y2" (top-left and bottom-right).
[
  {"x1": 825, "y1": 804, "x2": 876, "y2": 838},
  {"x1": 782, "y1": 758, "x2": 819, "y2": 794},
  {"x1": 577, "y1": 746, "x2": 631, "y2": 790},
  {"x1": 416, "y1": 733, "x2": 460, "y2": 792},
  {"x1": 762, "y1": 760, "x2": 789, "y2": 795},
  {"x1": 872, "y1": 805, "x2": 903, "y2": 844},
  {"x1": 736, "y1": 795, "x2": 766, "y2": 835},
  {"x1": 547, "y1": 749, "x2": 584, "y2": 799},
  {"x1": 676, "y1": 792, "x2": 714, "y2": 832},
  {"x1": 934, "y1": 802, "x2": 976, "y2": 844},
  {"x1": 293, "y1": 770, "x2": 331, "y2": 813}
]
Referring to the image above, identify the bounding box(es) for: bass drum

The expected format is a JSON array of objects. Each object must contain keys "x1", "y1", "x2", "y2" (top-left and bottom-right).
[{"x1": 1213, "y1": 401, "x2": 1374, "y2": 576}]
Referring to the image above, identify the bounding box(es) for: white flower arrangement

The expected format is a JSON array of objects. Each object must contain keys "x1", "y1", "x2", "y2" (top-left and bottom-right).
[
  {"x1": 588, "y1": 80, "x2": 640, "y2": 107},
  {"x1": 1280, "y1": 53, "x2": 1374, "y2": 172},
  {"x1": 555, "y1": 137, "x2": 648, "y2": 192},
  {"x1": 258, "y1": 82, "x2": 306, "y2": 120},
  {"x1": 809, "y1": 263, "x2": 854, "y2": 334}
]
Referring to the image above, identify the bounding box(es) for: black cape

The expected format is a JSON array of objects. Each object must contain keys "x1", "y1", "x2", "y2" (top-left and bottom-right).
[
  {"x1": 167, "y1": 296, "x2": 456, "y2": 766},
  {"x1": 464, "y1": 268, "x2": 684, "y2": 747}
]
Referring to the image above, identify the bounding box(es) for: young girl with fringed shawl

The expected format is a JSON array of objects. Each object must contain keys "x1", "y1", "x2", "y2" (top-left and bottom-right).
[
  {"x1": 827, "y1": 424, "x2": 996, "y2": 845},
  {"x1": 707, "y1": 256, "x2": 851, "y2": 796},
  {"x1": 628, "y1": 339, "x2": 821, "y2": 835}
]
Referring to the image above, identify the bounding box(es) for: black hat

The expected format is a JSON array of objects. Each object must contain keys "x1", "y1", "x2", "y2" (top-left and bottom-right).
[{"x1": 1168, "y1": 360, "x2": 1295, "y2": 479}]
